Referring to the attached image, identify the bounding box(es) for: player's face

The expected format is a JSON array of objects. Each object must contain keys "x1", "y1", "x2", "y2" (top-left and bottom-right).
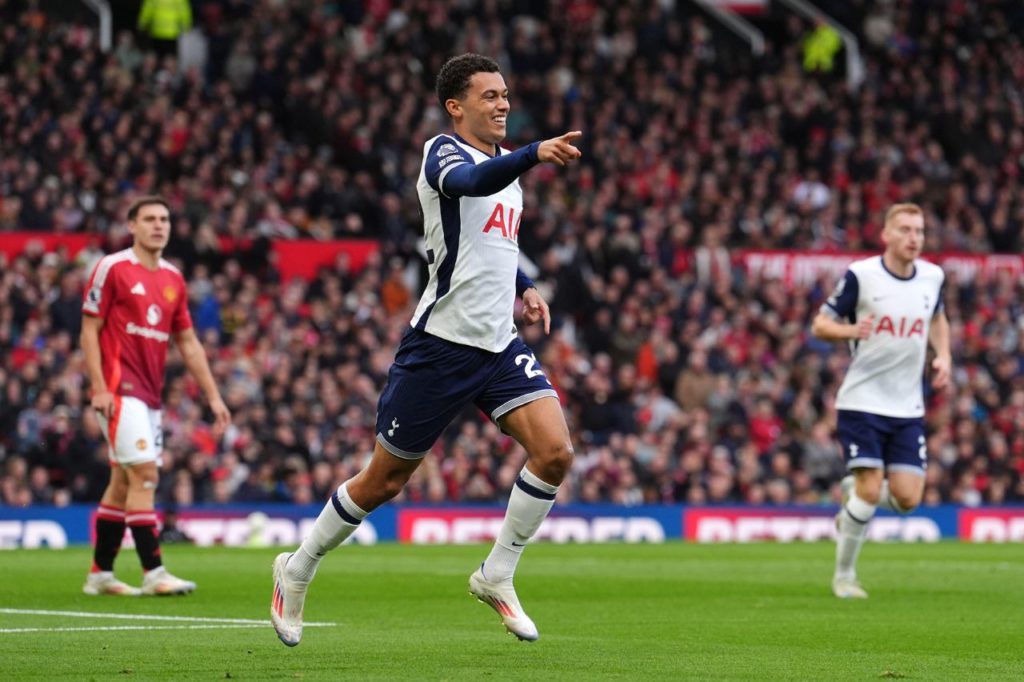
[
  {"x1": 455, "y1": 71, "x2": 509, "y2": 147},
  {"x1": 882, "y1": 212, "x2": 924, "y2": 263},
  {"x1": 129, "y1": 204, "x2": 171, "y2": 252}
]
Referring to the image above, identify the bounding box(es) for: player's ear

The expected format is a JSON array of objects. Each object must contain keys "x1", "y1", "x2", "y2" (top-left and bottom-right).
[{"x1": 445, "y1": 98, "x2": 462, "y2": 120}]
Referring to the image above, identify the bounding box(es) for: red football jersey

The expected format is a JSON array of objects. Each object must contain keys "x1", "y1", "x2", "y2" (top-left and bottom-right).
[{"x1": 82, "y1": 248, "x2": 192, "y2": 408}]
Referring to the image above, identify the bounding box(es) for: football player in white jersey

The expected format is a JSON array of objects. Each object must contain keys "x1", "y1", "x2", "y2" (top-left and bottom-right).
[
  {"x1": 812, "y1": 203, "x2": 951, "y2": 598},
  {"x1": 271, "y1": 54, "x2": 583, "y2": 645}
]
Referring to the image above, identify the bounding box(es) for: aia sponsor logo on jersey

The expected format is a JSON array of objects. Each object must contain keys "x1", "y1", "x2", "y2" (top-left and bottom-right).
[
  {"x1": 874, "y1": 316, "x2": 925, "y2": 337},
  {"x1": 482, "y1": 202, "x2": 521, "y2": 242}
]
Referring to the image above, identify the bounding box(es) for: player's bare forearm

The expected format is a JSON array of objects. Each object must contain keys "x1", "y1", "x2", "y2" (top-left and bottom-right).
[
  {"x1": 176, "y1": 328, "x2": 232, "y2": 432},
  {"x1": 175, "y1": 329, "x2": 221, "y2": 402},
  {"x1": 928, "y1": 312, "x2": 951, "y2": 360},
  {"x1": 928, "y1": 312, "x2": 952, "y2": 389},
  {"x1": 80, "y1": 315, "x2": 108, "y2": 392}
]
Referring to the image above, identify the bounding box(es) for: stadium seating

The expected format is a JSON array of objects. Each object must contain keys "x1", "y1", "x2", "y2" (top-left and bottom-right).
[{"x1": 1, "y1": 0, "x2": 1022, "y2": 508}]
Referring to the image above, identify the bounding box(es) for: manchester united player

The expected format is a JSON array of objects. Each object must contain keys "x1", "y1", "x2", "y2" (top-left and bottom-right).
[{"x1": 81, "y1": 196, "x2": 230, "y2": 596}]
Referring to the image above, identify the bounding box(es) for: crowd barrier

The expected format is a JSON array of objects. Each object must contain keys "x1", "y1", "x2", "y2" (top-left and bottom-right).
[{"x1": 2, "y1": 504, "x2": 1023, "y2": 549}]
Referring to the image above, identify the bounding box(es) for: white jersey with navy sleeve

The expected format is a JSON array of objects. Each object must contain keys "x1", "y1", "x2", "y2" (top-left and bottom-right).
[
  {"x1": 411, "y1": 134, "x2": 523, "y2": 352},
  {"x1": 822, "y1": 256, "x2": 945, "y2": 418}
]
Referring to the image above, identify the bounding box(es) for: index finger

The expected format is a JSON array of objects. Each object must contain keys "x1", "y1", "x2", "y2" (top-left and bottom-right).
[
  {"x1": 542, "y1": 305, "x2": 551, "y2": 335},
  {"x1": 560, "y1": 130, "x2": 583, "y2": 143}
]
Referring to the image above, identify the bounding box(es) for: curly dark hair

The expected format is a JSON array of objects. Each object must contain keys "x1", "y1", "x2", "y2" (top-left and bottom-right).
[{"x1": 435, "y1": 53, "x2": 501, "y2": 115}]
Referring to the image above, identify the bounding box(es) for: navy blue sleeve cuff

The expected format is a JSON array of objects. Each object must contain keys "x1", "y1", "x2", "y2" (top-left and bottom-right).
[{"x1": 516, "y1": 269, "x2": 536, "y2": 297}]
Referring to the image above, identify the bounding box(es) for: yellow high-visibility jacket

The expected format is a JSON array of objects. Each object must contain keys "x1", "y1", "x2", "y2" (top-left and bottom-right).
[{"x1": 138, "y1": 0, "x2": 193, "y2": 40}]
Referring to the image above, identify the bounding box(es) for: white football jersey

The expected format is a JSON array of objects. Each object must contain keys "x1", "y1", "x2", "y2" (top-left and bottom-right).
[
  {"x1": 822, "y1": 256, "x2": 945, "y2": 418},
  {"x1": 411, "y1": 134, "x2": 523, "y2": 352}
]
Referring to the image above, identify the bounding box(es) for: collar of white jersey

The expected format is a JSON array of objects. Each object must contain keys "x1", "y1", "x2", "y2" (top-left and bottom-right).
[
  {"x1": 878, "y1": 255, "x2": 917, "y2": 281},
  {"x1": 450, "y1": 132, "x2": 501, "y2": 159}
]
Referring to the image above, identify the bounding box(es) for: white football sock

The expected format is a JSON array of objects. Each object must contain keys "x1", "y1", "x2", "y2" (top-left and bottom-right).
[
  {"x1": 482, "y1": 467, "x2": 558, "y2": 583},
  {"x1": 288, "y1": 482, "x2": 367, "y2": 583},
  {"x1": 876, "y1": 479, "x2": 910, "y2": 513},
  {"x1": 835, "y1": 491, "x2": 876, "y2": 580}
]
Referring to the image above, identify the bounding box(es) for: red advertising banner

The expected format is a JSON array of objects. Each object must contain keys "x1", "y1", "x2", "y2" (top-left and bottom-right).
[
  {"x1": 0, "y1": 232, "x2": 379, "y2": 281},
  {"x1": 739, "y1": 250, "x2": 1024, "y2": 286},
  {"x1": 958, "y1": 509, "x2": 1024, "y2": 542},
  {"x1": 0, "y1": 232, "x2": 94, "y2": 259},
  {"x1": 683, "y1": 508, "x2": 943, "y2": 543},
  {"x1": 396, "y1": 509, "x2": 668, "y2": 544},
  {"x1": 397, "y1": 509, "x2": 506, "y2": 544},
  {"x1": 271, "y1": 239, "x2": 378, "y2": 281}
]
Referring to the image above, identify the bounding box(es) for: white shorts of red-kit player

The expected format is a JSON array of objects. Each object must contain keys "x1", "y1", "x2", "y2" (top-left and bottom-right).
[{"x1": 96, "y1": 395, "x2": 163, "y2": 466}]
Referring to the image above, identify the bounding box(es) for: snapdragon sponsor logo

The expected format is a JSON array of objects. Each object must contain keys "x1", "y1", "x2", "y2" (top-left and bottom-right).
[
  {"x1": 126, "y1": 322, "x2": 170, "y2": 342},
  {"x1": 685, "y1": 509, "x2": 941, "y2": 543},
  {"x1": 398, "y1": 510, "x2": 666, "y2": 544}
]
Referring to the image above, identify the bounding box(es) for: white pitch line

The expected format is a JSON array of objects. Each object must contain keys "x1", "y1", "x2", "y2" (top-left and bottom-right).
[
  {"x1": 0, "y1": 608, "x2": 336, "y2": 627},
  {"x1": 1, "y1": 624, "x2": 269, "y2": 634}
]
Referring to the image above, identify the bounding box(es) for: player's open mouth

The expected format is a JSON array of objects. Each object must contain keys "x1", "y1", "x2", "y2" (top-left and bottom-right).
[{"x1": 493, "y1": 116, "x2": 506, "y2": 124}]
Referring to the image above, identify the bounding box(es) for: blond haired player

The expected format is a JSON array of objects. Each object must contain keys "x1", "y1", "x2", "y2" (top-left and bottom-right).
[{"x1": 812, "y1": 203, "x2": 951, "y2": 598}]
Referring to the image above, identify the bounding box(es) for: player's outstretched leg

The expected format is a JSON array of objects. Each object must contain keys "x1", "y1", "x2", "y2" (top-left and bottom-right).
[
  {"x1": 470, "y1": 466, "x2": 560, "y2": 641},
  {"x1": 833, "y1": 488, "x2": 875, "y2": 599},
  {"x1": 270, "y1": 481, "x2": 367, "y2": 646}
]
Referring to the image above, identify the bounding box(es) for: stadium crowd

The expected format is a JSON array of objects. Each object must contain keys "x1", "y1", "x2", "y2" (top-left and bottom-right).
[{"x1": 2, "y1": 0, "x2": 1023, "y2": 508}]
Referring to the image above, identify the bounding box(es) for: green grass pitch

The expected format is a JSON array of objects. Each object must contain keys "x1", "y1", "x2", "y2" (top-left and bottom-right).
[{"x1": 1, "y1": 542, "x2": 1021, "y2": 680}]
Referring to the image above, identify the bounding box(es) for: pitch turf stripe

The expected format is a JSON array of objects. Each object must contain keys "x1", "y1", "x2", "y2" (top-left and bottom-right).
[{"x1": 0, "y1": 608, "x2": 335, "y2": 626}]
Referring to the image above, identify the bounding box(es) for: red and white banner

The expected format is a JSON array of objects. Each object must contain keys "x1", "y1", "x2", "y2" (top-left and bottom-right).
[
  {"x1": 958, "y1": 509, "x2": 1024, "y2": 542},
  {"x1": 683, "y1": 508, "x2": 942, "y2": 543},
  {"x1": 397, "y1": 509, "x2": 666, "y2": 544},
  {"x1": 739, "y1": 250, "x2": 1024, "y2": 286}
]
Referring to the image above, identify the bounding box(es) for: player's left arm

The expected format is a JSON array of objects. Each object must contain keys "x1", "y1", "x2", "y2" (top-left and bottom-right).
[
  {"x1": 928, "y1": 310, "x2": 952, "y2": 390},
  {"x1": 173, "y1": 327, "x2": 231, "y2": 434}
]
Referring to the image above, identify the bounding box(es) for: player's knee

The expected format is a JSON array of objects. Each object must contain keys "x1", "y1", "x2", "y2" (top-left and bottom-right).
[
  {"x1": 854, "y1": 485, "x2": 882, "y2": 506},
  {"x1": 129, "y1": 471, "x2": 159, "y2": 492},
  {"x1": 892, "y1": 491, "x2": 921, "y2": 513},
  {"x1": 379, "y1": 469, "x2": 413, "y2": 502},
  {"x1": 533, "y1": 440, "x2": 574, "y2": 484}
]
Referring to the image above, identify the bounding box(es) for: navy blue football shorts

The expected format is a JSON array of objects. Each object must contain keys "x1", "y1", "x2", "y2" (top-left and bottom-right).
[
  {"x1": 374, "y1": 329, "x2": 558, "y2": 459},
  {"x1": 836, "y1": 409, "x2": 927, "y2": 474}
]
